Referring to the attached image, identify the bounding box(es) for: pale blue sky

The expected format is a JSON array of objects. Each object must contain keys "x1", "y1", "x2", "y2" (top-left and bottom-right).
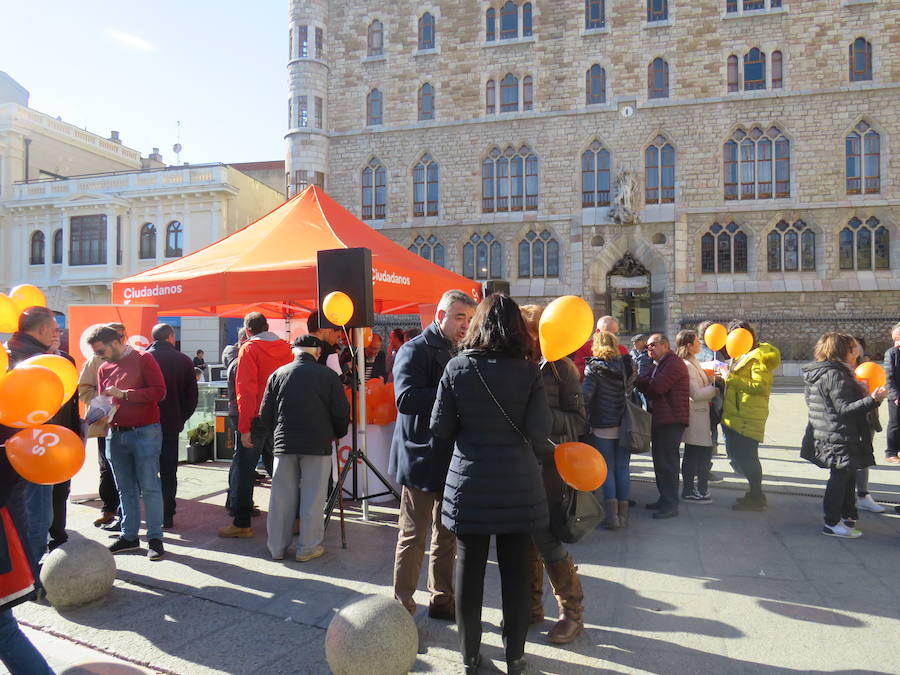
[{"x1": 0, "y1": 0, "x2": 287, "y2": 164}]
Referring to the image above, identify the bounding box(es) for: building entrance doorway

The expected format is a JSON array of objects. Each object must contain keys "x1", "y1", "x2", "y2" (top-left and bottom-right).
[{"x1": 607, "y1": 252, "x2": 652, "y2": 335}]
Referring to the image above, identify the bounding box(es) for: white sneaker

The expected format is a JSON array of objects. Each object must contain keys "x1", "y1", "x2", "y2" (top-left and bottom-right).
[
  {"x1": 856, "y1": 494, "x2": 886, "y2": 513},
  {"x1": 822, "y1": 523, "x2": 862, "y2": 538}
]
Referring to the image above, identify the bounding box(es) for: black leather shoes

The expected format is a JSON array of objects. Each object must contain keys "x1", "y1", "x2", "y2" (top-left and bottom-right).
[
  {"x1": 507, "y1": 657, "x2": 529, "y2": 675},
  {"x1": 652, "y1": 509, "x2": 679, "y2": 519},
  {"x1": 464, "y1": 653, "x2": 481, "y2": 674},
  {"x1": 645, "y1": 500, "x2": 663, "y2": 510}
]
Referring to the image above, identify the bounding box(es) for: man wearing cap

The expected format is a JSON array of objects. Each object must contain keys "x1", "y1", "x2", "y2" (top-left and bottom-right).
[
  {"x1": 629, "y1": 334, "x2": 655, "y2": 378},
  {"x1": 258, "y1": 335, "x2": 349, "y2": 562}
]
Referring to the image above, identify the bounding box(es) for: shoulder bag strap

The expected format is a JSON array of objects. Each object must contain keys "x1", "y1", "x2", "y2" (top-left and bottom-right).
[{"x1": 469, "y1": 356, "x2": 529, "y2": 445}]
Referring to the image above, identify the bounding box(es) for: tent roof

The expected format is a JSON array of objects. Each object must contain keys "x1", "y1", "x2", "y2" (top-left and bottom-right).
[{"x1": 111, "y1": 186, "x2": 482, "y2": 317}]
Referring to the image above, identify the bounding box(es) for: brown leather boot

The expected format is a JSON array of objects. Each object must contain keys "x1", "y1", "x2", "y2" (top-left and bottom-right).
[
  {"x1": 546, "y1": 554, "x2": 584, "y2": 644},
  {"x1": 527, "y1": 543, "x2": 545, "y2": 624},
  {"x1": 618, "y1": 500, "x2": 630, "y2": 528},
  {"x1": 603, "y1": 498, "x2": 620, "y2": 529}
]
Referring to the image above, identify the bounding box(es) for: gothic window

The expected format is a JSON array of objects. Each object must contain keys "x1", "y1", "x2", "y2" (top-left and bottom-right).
[
  {"x1": 418, "y1": 12, "x2": 435, "y2": 50},
  {"x1": 315, "y1": 97, "x2": 323, "y2": 128},
  {"x1": 743, "y1": 48, "x2": 766, "y2": 90},
  {"x1": 418, "y1": 83, "x2": 435, "y2": 121},
  {"x1": 728, "y1": 1, "x2": 781, "y2": 14},
  {"x1": 30, "y1": 231, "x2": 45, "y2": 265},
  {"x1": 413, "y1": 155, "x2": 439, "y2": 217},
  {"x1": 581, "y1": 141, "x2": 611, "y2": 207},
  {"x1": 486, "y1": 80, "x2": 496, "y2": 114},
  {"x1": 409, "y1": 234, "x2": 445, "y2": 268},
  {"x1": 486, "y1": 8, "x2": 496, "y2": 41},
  {"x1": 767, "y1": 220, "x2": 815, "y2": 272},
  {"x1": 771, "y1": 50, "x2": 783, "y2": 88},
  {"x1": 839, "y1": 217, "x2": 889, "y2": 270},
  {"x1": 522, "y1": 3, "x2": 533, "y2": 36},
  {"x1": 315, "y1": 27, "x2": 324, "y2": 59},
  {"x1": 297, "y1": 95, "x2": 308, "y2": 127},
  {"x1": 846, "y1": 121, "x2": 880, "y2": 194},
  {"x1": 463, "y1": 232, "x2": 502, "y2": 280},
  {"x1": 500, "y1": 73, "x2": 519, "y2": 112},
  {"x1": 139, "y1": 223, "x2": 156, "y2": 259},
  {"x1": 500, "y1": 1, "x2": 518, "y2": 39},
  {"x1": 647, "y1": 0, "x2": 668, "y2": 22},
  {"x1": 69, "y1": 215, "x2": 106, "y2": 266},
  {"x1": 645, "y1": 135, "x2": 675, "y2": 204},
  {"x1": 297, "y1": 25, "x2": 308, "y2": 58},
  {"x1": 482, "y1": 145, "x2": 539, "y2": 213},
  {"x1": 362, "y1": 158, "x2": 387, "y2": 220},
  {"x1": 586, "y1": 0, "x2": 605, "y2": 28},
  {"x1": 849, "y1": 38, "x2": 872, "y2": 82},
  {"x1": 366, "y1": 89, "x2": 383, "y2": 126},
  {"x1": 723, "y1": 126, "x2": 790, "y2": 200},
  {"x1": 367, "y1": 20, "x2": 383, "y2": 57},
  {"x1": 701, "y1": 222, "x2": 747, "y2": 274},
  {"x1": 518, "y1": 230, "x2": 559, "y2": 278},
  {"x1": 586, "y1": 65, "x2": 606, "y2": 104},
  {"x1": 165, "y1": 221, "x2": 183, "y2": 258},
  {"x1": 648, "y1": 58, "x2": 669, "y2": 99},
  {"x1": 52, "y1": 229, "x2": 62, "y2": 264},
  {"x1": 727, "y1": 55, "x2": 739, "y2": 92},
  {"x1": 523, "y1": 76, "x2": 533, "y2": 111}
]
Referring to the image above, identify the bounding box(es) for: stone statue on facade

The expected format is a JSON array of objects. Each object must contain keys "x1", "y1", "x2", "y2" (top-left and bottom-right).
[{"x1": 608, "y1": 168, "x2": 640, "y2": 225}]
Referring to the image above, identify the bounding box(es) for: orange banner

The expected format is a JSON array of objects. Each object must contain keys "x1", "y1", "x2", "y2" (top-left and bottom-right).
[{"x1": 68, "y1": 305, "x2": 159, "y2": 375}]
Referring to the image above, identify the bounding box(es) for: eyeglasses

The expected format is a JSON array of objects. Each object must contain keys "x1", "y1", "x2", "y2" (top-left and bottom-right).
[{"x1": 647, "y1": 342, "x2": 660, "y2": 348}]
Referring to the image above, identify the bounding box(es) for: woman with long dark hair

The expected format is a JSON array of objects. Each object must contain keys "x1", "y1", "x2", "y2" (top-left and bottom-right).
[{"x1": 431, "y1": 294, "x2": 551, "y2": 675}]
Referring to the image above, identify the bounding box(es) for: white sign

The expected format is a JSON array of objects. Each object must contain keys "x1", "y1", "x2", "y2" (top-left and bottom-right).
[{"x1": 609, "y1": 275, "x2": 649, "y2": 289}]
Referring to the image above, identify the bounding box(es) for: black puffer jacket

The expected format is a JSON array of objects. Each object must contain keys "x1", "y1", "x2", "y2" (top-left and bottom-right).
[
  {"x1": 431, "y1": 351, "x2": 551, "y2": 535},
  {"x1": 540, "y1": 357, "x2": 587, "y2": 508},
  {"x1": 582, "y1": 355, "x2": 633, "y2": 428},
  {"x1": 801, "y1": 360, "x2": 879, "y2": 470}
]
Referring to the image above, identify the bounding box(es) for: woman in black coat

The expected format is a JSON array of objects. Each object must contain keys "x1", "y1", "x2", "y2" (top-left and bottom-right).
[
  {"x1": 801, "y1": 332, "x2": 886, "y2": 538},
  {"x1": 431, "y1": 294, "x2": 551, "y2": 675}
]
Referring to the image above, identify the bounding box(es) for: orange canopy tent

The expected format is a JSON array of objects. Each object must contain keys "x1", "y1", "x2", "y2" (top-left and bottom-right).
[{"x1": 111, "y1": 186, "x2": 481, "y2": 318}]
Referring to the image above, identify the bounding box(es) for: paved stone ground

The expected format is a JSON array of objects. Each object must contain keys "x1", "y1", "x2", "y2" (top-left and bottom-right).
[{"x1": 8, "y1": 384, "x2": 900, "y2": 674}]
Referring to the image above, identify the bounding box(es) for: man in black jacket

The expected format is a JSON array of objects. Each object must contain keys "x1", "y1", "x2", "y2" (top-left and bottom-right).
[
  {"x1": 884, "y1": 323, "x2": 900, "y2": 465},
  {"x1": 388, "y1": 289, "x2": 476, "y2": 619},
  {"x1": 259, "y1": 335, "x2": 349, "y2": 562},
  {"x1": 147, "y1": 323, "x2": 199, "y2": 528}
]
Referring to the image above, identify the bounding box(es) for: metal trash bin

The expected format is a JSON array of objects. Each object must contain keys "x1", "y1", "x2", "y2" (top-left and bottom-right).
[{"x1": 215, "y1": 412, "x2": 236, "y2": 460}]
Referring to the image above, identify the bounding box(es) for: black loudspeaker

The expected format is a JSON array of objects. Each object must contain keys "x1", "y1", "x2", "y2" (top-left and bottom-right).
[
  {"x1": 317, "y1": 247, "x2": 375, "y2": 328},
  {"x1": 482, "y1": 280, "x2": 510, "y2": 297}
]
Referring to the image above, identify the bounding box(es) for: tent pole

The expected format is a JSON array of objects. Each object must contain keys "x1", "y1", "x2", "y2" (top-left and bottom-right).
[{"x1": 356, "y1": 326, "x2": 370, "y2": 521}]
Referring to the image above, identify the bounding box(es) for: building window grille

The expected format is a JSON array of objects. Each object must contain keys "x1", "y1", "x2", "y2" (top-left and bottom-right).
[
  {"x1": 839, "y1": 217, "x2": 889, "y2": 270},
  {"x1": 486, "y1": 80, "x2": 496, "y2": 114},
  {"x1": 367, "y1": 20, "x2": 383, "y2": 57},
  {"x1": 743, "y1": 48, "x2": 766, "y2": 90},
  {"x1": 482, "y1": 145, "x2": 539, "y2": 213},
  {"x1": 298, "y1": 25, "x2": 308, "y2": 58},
  {"x1": 69, "y1": 215, "x2": 107, "y2": 266},
  {"x1": 30, "y1": 231, "x2": 45, "y2": 265},
  {"x1": 767, "y1": 220, "x2": 815, "y2": 272},
  {"x1": 409, "y1": 234, "x2": 445, "y2": 268},
  {"x1": 647, "y1": 0, "x2": 668, "y2": 22},
  {"x1": 52, "y1": 229, "x2": 62, "y2": 264},
  {"x1": 701, "y1": 222, "x2": 747, "y2": 274},
  {"x1": 581, "y1": 141, "x2": 610, "y2": 207},
  {"x1": 139, "y1": 223, "x2": 156, "y2": 260},
  {"x1": 315, "y1": 27, "x2": 324, "y2": 58},
  {"x1": 366, "y1": 89, "x2": 383, "y2": 126},
  {"x1": 418, "y1": 12, "x2": 435, "y2": 50},
  {"x1": 413, "y1": 155, "x2": 439, "y2": 217},
  {"x1": 586, "y1": 0, "x2": 605, "y2": 29},
  {"x1": 418, "y1": 83, "x2": 434, "y2": 121},
  {"x1": 362, "y1": 159, "x2": 387, "y2": 220},
  {"x1": 846, "y1": 121, "x2": 880, "y2": 195},
  {"x1": 724, "y1": 126, "x2": 790, "y2": 200},
  {"x1": 463, "y1": 232, "x2": 502, "y2": 280},
  {"x1": 500, "y1": 73, "x2": 519, "y2": 112},
  {"x1": 586, "y1": 65, "x2": 606, "y2": 104},
  {"x1": 518, "y1": 230, "x2": 559, "y2": 278},
  {"x1": 165, "y1": 221, "x2": 183, "y2": 258},
  {"x1": 645, "y1": 136, "x2": 675, "y2": 204},
  {"x1": 648, "y1": 58, "x2": 669, "y2": 99},
  {"x1": 849, "y1": 37, "x2": 873, "y2": 81}
]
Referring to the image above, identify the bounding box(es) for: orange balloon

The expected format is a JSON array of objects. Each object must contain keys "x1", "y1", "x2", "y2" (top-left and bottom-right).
[
  {"x1": 5, "y1": 424, "x2": 85, "y2": 485},
  {"x1": 0, "y1": 343, "x2": 8, "y2": 374},
  {"x1": 9, "y1": 284, "x2": 47, "y2": 313},
  {"x1": 383, "y1": 382, "x2": 395, "y2": 407},
  {"x1": 0, "y1": 365, "x2": 64, "y2": 428},
  {"x1": 554, "y1": 442, "x2": 607, "y2": 491},
  {"x1": 322, "y1": 291, "x2": 354, "y2": 326},
  {"x1": 19, "y1": 354, "x2": 78, "y2": 407},
  {"x1": 0, "y1": 294, "x2": 17, "y2": 333},
  {"x1": 372, "y1": 402, "x2": 395, "y2": 426},
  {"x1": 725, "y1": 328, "x2": 754, "y2": 360},
  {"x1": 365, "y1": 377, "x2": 385, "y2": 405},
  {"x1": 539, "y1": 296, "x2": 594, "y2": 362},
  {"x1": 362, "y1": 327, "x2": 374, "y2": 348},
  {"x1": 854, "y1": 362, "x2": 887, "y2": 393},
  {"x1": 704, "y1": 323, "x2": 728, "y2": 352}
]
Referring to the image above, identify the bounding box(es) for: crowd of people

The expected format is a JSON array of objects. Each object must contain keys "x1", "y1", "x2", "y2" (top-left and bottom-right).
[{"x1": 1, "y1": 293, "x2": 898, "y2": 675}]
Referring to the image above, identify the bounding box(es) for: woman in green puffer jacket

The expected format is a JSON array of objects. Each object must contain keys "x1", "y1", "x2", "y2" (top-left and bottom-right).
[{"x1": 722, "y1": 320, "x2": 781, "y2": 512}]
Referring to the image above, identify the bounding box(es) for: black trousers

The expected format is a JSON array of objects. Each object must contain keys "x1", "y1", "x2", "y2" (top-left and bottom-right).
[
  {"x1": 456, "y1": 532, "x2": 531, "y2": 665},
  {"x1": 49, "y1": 480, "x2": 70, "y2": 544},
  {"x1": 232, "y1": 418, "x2": 273, "y2": 528},
  {"x1": 724, "y1": 427, "x2": 763, "y2": 496},
  {"x1": 823, "y1": 467, "x2": 858, "y2": 526},
  {"x1": 886, "y1": 400, "x2": 899, "y2": 457},
  {"x1": 651, "y1": 424, "x2": 684, "y2": 510},
  {"x1": 682, "y1": 444, "x2": 713, "y2": 494},
  {"x1": 160, "y1": 431, "x2": 180, "y2": 522},
  {"x1": 97, "y1": 437, "x2": 120, "y2": 514}
]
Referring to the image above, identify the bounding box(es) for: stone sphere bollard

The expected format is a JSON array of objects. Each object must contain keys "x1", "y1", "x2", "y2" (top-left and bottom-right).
[
  {"x1": 40, "y1": 539, "x2": 116, "y2": 608},
  {"x1": 59, "y1": 663, "x2": 147, "y2": 674},
  {"x1": 325, "y1": 594, "x2": 418, "y2": 675}
]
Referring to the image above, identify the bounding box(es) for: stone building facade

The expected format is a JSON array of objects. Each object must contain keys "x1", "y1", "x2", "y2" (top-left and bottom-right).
[{"x1": 286, "y1": 0, "x2": 900, "y2": 358}]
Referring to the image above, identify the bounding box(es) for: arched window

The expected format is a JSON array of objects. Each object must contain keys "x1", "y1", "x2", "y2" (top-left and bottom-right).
[
  {"x1": 500, "y1": 73, "x2": 519, "y2": 112},
  {"x1": 486, "y1": 80, "x2": 496, "y2": 114},
  {"x1": 648, "y1": 58, "x2": 669, "y2": 99},
  {"x1": 586, "y1": 65, "x2": 606, "y2": 104},
  {"x1": 500, "y1": 1, "x2": 518, "y2": 39},
  {"x1": 418, "y1": 12, "x2": 435, "y2": 50},
  {"x1": 743, "y1": 48, "x2": 766, "y2": 90},
  {"x1": 367, "y1": 19, "x2": 383, "y2": 57},
  {"x1": 486, "y1": 8, "x2": 496, "y2": 41},
  {"x1": 463, "y1": 232, "x2": 502, "y2": 280},
  {"x1": 645, "y1": 136, "x2": 675, "y2": 204},
  {"x1": 522, "y1": 2, "x2": 533, "y2": 36},
  {"x1": 409, "y1": 234, "x2": 445, "y2": 268},
  {"x1": 518, "y1": 230, "x2": 559, "y2": 278},
  {"x1": 727, "y1": 55, "x2": 739, "y2": 92},
  {"x1": 522, "y1": 75, "x2": 533, "y2": 111},
  {"x1": 362, "y1": 158, "x2": 387, "y2": 220},
  {"x1": 366, "y1": 88, "x2": 383, "y2": 126},
  {"x1": 647, "y1": 0, "x2": 668, "y2": 22},
  {"x1": 165, "y1": 221, "x2": 183, "y2": 258},
  {"x1": 482, "y1": 145, "x2": 539, "y2": 213},
  {"x1": 582, "y1": 140, "x2": 611, "y2": 207},
  {"x1": 413, "y1": 155, "x2": 439, "y2": 217},
  {"x1": 652, "y1": 233, "x2": 667, "y2": 245},
  {"x1": 839, "y1": 217, "x2": 889, "y2": 270},
  {"x1": 846, "y1": 120, "x2": 880, "y2": 194},
  {"x1": 418, "y1": 83, "x2": 435, "y2": 121},
  {"x1": 701, "y1": 222, "x2": 747, "y2": 274},
  {"x1": 767, "y1": 220, "x2": 815, "y2": 272},
  {"x1": 30, "y1": 231, "x2": 45, "y2": 265},
  {"x1": 586, "y1": 0, "x2": 605, "y2": 29},
  {"x1": 849, "y1": 38, "x2": 872, "y2": 82},
  {"x1": 139, "y1": 223, "x2": 156, "y2": 260},
  {"x1": 52, "y1": 229, "x2": 63, "y2": 264},
  {"x1": 723, "y1": 125, "x2": 790, "y2": 200},
  {"x1": 771, "y1": 50, "x2": 783, "y2": 88}
]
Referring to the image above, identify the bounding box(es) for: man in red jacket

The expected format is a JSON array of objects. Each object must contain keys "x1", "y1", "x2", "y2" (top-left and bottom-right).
[
  {"x1": 635, "y1": 333, "x2": 689, "y2": 520},
  {"x1": 219, "y1": 312, "x2": 292, "y2": 538}
]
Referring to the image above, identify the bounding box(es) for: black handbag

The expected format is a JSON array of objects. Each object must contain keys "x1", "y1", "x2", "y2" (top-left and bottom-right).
[{"x1": 619, "y1": 363, "x2": 652, "y2": 454}]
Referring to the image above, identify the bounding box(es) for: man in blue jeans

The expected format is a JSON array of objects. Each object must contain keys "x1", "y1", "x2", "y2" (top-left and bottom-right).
[{"x1": 88, "y1": 326, "x2": 167, "y2": 560}]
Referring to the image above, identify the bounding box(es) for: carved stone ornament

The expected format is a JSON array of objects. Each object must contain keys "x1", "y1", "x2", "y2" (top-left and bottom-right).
[
  {"x1": 608, "y1": 167, "x2": 640, "y2": 225},
  {"x1": 609, "y1": 252, "x2": 650, "y2": 278}
]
